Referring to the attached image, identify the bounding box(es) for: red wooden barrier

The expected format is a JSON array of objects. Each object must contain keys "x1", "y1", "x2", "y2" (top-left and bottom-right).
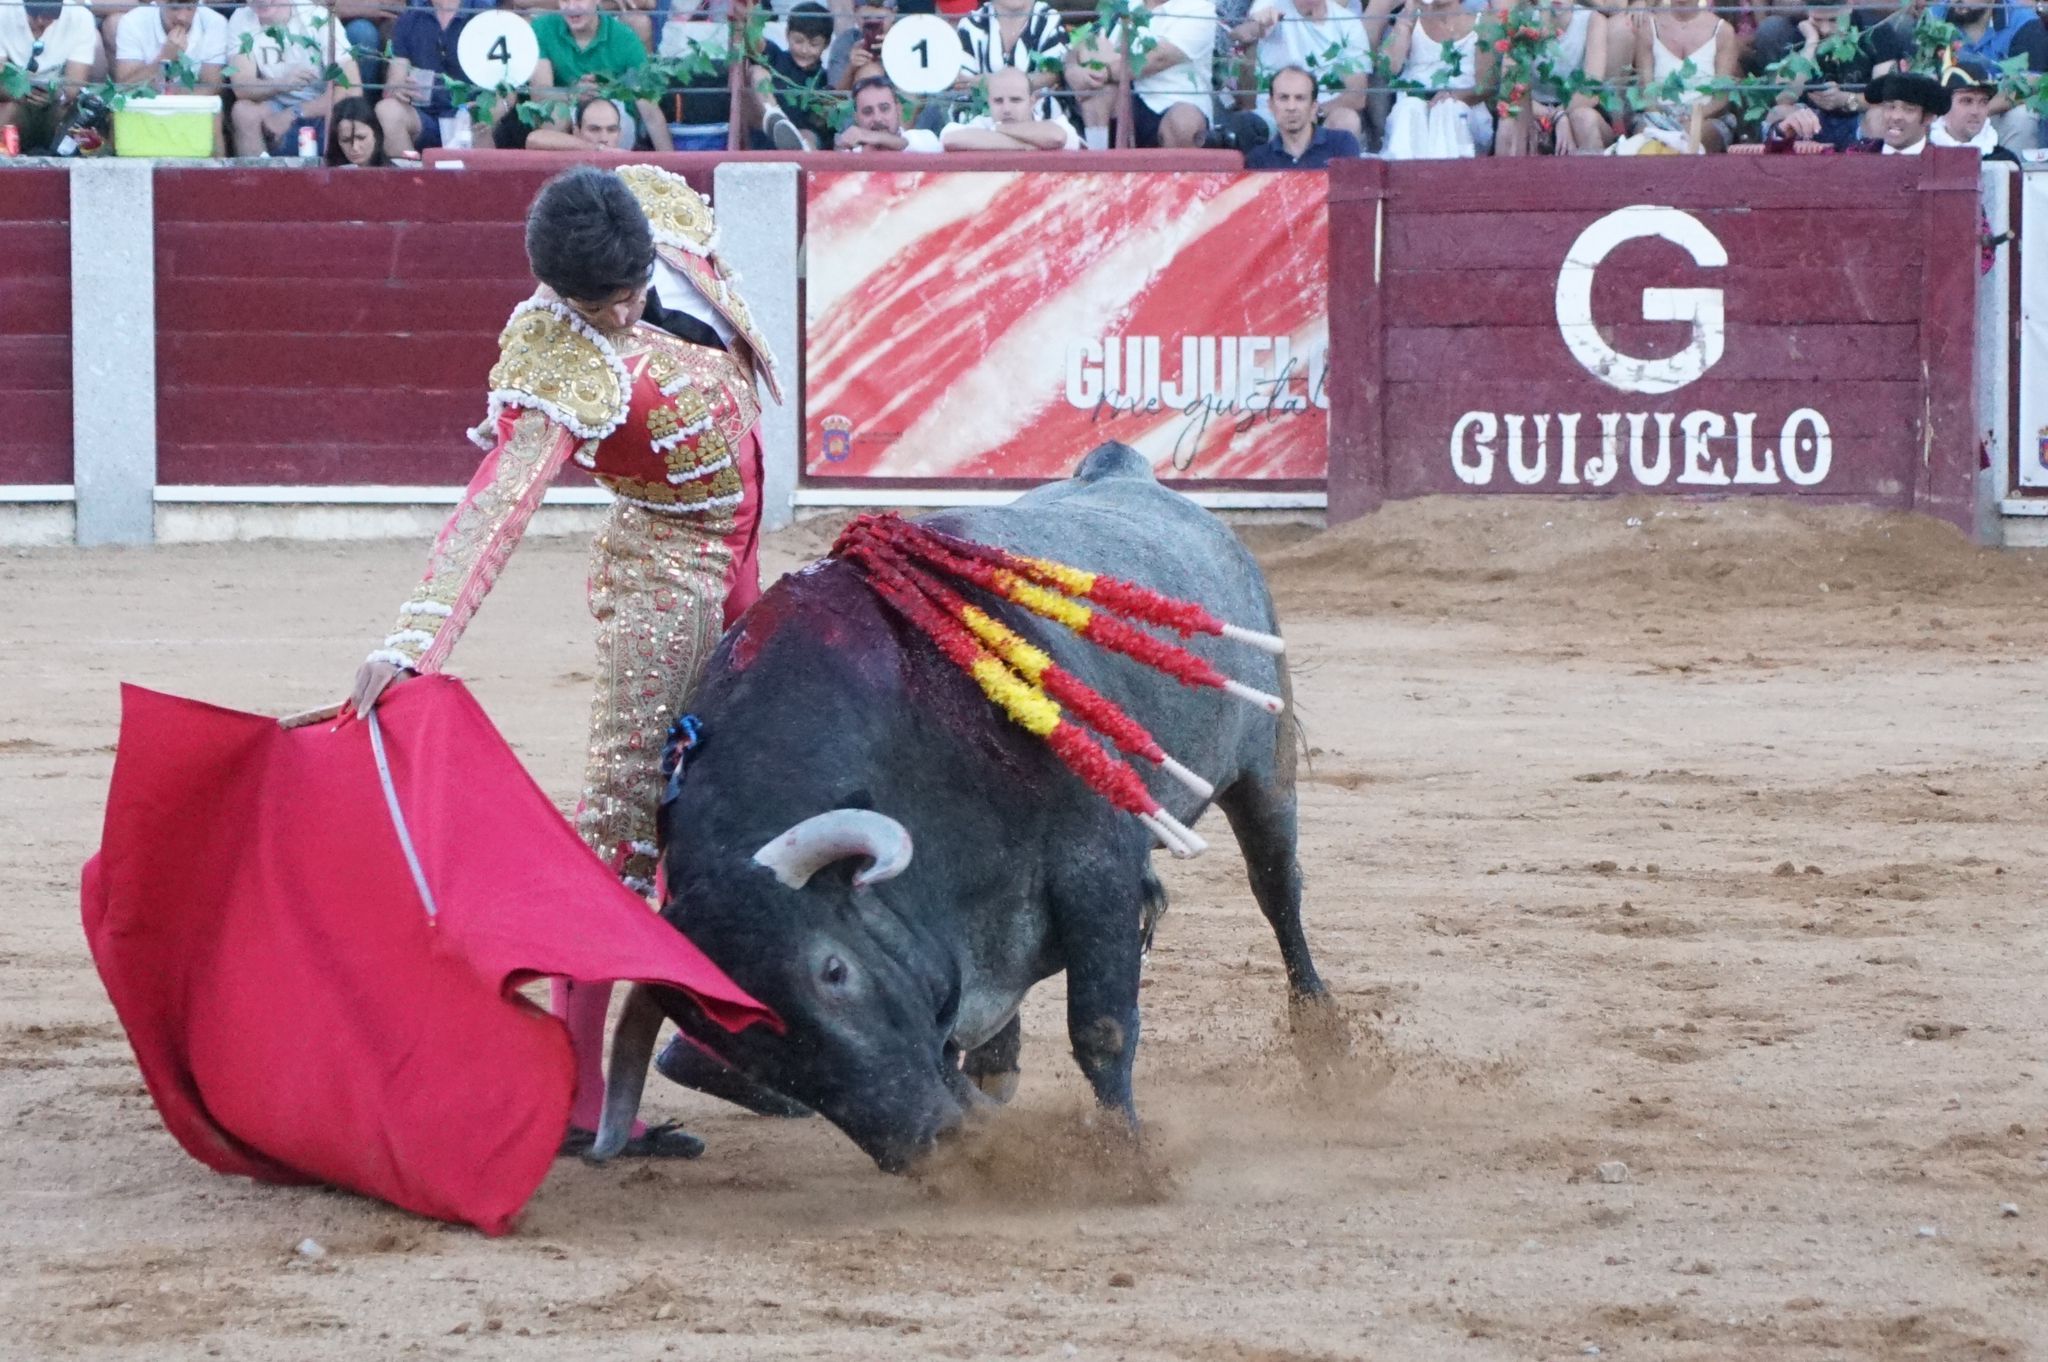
[
  {"x1": 150, "y1": 166, "x2": 707, "y2": 486},
  {"x1": 1, "y1": 170, "x2": 71, "y2": 486},
  {"x1": 421, "y1": 148, "x2": 1243, "y2": 172},
  {"x1": 1327, "y1": 153, "x2": 1982, "y2": 529}
]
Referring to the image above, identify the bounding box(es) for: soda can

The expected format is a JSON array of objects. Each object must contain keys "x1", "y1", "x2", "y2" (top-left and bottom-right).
[
  {"x1": 2, "y1": 125, "x2": 19, "y2": 157},
  {"x1": 297, "y1": 124, "x2": 318, "y2": 159}
]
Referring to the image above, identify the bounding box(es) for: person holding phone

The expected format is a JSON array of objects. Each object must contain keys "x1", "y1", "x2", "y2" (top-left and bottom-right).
[{"x1": 828, "y1": 0, "x2": 897, "y2": 90}]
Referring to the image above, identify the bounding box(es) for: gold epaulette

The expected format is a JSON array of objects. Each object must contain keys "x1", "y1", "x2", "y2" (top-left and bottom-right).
[
  {"x1": 616, "y1": 164, "x2": 718, "y2": 258},
  {"x1": 469, "y1": 298, "x2": 632, "y2": 448}
]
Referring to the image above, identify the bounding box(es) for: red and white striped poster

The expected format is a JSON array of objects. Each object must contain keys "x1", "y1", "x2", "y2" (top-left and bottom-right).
[{"x1": 804, "y1": 171, "x2": 1329, "y2": 484}]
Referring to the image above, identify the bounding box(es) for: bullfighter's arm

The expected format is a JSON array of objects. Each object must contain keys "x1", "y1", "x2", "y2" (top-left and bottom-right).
[{"x1": 366, "y1": 408, "x2": 581, "y2": 673}]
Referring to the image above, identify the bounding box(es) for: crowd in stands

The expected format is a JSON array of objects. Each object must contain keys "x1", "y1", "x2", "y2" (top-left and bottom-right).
[{"x1": 2, "y1": 0, "x2": 2044, "y2": 163}]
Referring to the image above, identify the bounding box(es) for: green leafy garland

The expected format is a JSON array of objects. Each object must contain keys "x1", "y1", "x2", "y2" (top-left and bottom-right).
[{"x1": 8, "y1": 2, "x2": 2048, "y2": 151}]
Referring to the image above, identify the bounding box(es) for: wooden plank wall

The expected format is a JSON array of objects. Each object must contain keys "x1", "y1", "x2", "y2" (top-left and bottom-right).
[
  {"x1": 1369, "y1": 156, "x2": 1950, "y2": 507},
  {"x1": 152, "y1": 166, "x2": 708, "y2": 486},
  {"x1": 0, "y1": 170, "x2": 72, "y2": 485}
]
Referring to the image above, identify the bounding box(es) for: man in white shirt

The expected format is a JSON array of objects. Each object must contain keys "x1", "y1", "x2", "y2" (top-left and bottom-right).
[
  {"x1": 1929, "y1": 55, "x2": 2018, "y2": 160},
  {"x1": 1234, "y1": 0, "x2": 1369, "y2": 140},
  {"x1": 1067, "y1": 0, "x2": 1218, "y2": 148},
  {"x1": 0, "y1": 0, "x2": 97, "y2": 152},
  {"x1": 939, "y1": 67, "x2": 1081, "y2": 151},
  {"x1": 113, "y1": 0, "x2": 228, "y2": 94},
  {"x1": 834, "y1": 73, "x2": 942, "y2": 151},
  {"x1": 224, "y1": 0, "x2": 361, "y2": 156}
]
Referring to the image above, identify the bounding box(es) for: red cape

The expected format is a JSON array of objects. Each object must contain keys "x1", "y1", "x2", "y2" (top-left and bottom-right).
[{"x1": 81, "y1": 677, "x2": 774, "y2": 1235}]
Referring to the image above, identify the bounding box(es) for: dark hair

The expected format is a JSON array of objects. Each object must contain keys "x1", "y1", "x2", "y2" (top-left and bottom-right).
[
  {"x1": 524, "y1": 167, "x2": 655, "y2": 304},
  {"x1": 573, "y1": 95, "x2": 614, "y2": 129},
  {"x1": 23, "y1": 1, "x2": 64, "y2": 22},
  {"x1": 850, "y1": 74, "x2": 896, "y2": 102},
  {"x1": 787, "y1": 1, "x2": 833, "y2": 43},
  {"x1": 326, "y1": 96, "x2": 390, "y2": 167}
]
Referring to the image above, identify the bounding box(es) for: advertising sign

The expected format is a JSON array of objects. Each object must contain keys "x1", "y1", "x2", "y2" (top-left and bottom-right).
[{"x1": 805, "y1": 170, "x2": 1330, "y2": 485}]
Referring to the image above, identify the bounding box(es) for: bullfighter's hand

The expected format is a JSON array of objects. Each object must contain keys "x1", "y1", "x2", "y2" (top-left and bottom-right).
[{"x1": 347, "y1": 659, "x2": 417, "y2": 718}]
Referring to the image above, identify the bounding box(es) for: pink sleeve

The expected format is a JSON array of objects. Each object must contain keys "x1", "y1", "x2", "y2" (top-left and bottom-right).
[{"x1": 367, "y1": 408, "x2": 581, "y2": 674}]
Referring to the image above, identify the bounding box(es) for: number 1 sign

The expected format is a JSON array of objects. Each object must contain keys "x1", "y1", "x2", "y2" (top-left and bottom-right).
[{"x1": 881, "y1": 14, "x2": 966, "y2": 96}]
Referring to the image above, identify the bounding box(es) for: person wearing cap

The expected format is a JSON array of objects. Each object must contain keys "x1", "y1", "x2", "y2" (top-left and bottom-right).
[
  {"x1": 1930, "y1": 53, "x2": 2021, "y2": 161},
  {"x1": 1860, "y1": 70, "x2": 1946, "y2": 154},
  {"x1": 1927, "y1": 1, "x2": 2047, "y2": 150}
]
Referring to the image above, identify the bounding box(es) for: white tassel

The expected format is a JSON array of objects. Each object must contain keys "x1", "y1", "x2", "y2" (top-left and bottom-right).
[
  {"x1": 1221, "y1": 622, "x2": 1286, "y2": 655},
  {"x1": 1157, "y1": 754, "x2": 1214, "y2": 801},
  {"x1": 1152, "y1": 809, "x2": 1207, "y2": 858},
  {"x1": 1222, "y1": 678, "x2": 1285, "y2": 715},
  {"x1": 1136, "y1": 811, "x2": 1194, "y2": 858}
]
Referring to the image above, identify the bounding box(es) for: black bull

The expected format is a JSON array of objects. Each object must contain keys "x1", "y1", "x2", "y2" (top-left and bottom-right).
[{"x1": 593, "y1": 444, "x2": 1331, "y2": 1172}]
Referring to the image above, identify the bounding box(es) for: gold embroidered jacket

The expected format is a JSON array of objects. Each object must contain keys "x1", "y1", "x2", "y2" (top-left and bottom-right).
[{"x1": 367, "y1": 299, "x2": 761, "y2": 673}]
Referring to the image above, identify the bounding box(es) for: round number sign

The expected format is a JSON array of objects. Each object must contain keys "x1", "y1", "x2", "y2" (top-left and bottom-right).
[
  {"x1": 880, "y1": 14, "x2": 965, "y2": 96},
  {"x1": 457, "y1": 10, "x2": 540, "y2": 91}
]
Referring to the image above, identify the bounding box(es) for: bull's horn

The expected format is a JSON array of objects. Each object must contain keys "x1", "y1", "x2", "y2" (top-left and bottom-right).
[{"x1": 753, "y1": 809, "x2": 913, "y2": 889}]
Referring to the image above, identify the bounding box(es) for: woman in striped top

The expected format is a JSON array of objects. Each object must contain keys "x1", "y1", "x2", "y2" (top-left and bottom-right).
[{"x1": 956, "y1": 0, "x2": 1071, "y2": 122}]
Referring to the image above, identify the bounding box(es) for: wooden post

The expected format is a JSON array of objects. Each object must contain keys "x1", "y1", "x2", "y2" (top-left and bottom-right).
[
  {"x1": 1913, "y1": 146, "x2": 1984, "y2": 531},
  {"x1": 1323, "y1": 156, "x2": 1388, "y2": 523},
  {"x1": 727, "y1": 4, "x2": 749, "y2": 151}
]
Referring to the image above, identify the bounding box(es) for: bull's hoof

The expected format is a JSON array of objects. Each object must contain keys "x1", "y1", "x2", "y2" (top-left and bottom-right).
[
  {"x1": 969, "y1": 1068, "x2": 1020, "y2": 1104},
  {"x1": 566, "y1": 1121, "x2": 705, "y2": 1161},
  {"x1": 655, "y1": 1034, "x2": 812, "y2": 1118}
]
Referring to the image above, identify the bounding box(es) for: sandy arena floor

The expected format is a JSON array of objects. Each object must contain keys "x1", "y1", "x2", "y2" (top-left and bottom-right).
[{"x1": 1, "y1": 498, "x2": 2044, "y2": 1361}]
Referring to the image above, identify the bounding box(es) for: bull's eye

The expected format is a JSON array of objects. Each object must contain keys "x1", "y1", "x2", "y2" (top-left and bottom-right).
[{"x1": 821, "y1": 955, "x2": 849, "y2": 987}]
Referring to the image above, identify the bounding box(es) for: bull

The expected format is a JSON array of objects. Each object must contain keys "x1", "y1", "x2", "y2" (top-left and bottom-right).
[{"x1": 593, "y1": 443, "x2": 1331, "y2": 1172}]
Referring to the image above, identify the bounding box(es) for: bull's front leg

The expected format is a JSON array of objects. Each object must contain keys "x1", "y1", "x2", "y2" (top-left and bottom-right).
[{"x1": 1050, "y1": 844, "x2": 1147, "y2": 1124}]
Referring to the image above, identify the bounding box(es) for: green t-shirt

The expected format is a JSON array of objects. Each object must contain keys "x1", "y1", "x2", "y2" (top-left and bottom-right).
[{"x1": 532, "y1": 13, "x2": 646, "y2": 87}]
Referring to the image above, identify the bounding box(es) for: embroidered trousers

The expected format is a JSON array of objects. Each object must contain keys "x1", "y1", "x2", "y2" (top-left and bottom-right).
[{"x1": 574, "y1": 433, "x2": 763, "y2": 894}]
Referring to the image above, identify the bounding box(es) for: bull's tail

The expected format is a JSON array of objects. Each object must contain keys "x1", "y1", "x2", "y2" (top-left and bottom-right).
[{"x1": 1071, "y1": 442, "x2": 1155, "y2": 483}]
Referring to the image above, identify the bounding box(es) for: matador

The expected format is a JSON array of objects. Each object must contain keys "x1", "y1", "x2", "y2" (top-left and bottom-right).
[{"x1": 347, "y1": 164, "x2": 781, "y2": 1155}]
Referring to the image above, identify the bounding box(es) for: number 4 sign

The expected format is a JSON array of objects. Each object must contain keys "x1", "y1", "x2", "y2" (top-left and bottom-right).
[
  {"x1": 457, "y1": 10, "x2": 541, "y2": 91},
  {"x1": 881, "y1": 14, "x2": 965, "y2": 96}
]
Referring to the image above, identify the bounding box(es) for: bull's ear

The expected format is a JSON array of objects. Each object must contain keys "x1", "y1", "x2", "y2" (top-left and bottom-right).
[{"x1": 753, "y1": 809, "x2": 912, "y2": 890}]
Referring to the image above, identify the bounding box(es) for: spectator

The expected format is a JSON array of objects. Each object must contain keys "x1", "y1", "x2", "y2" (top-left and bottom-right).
[
  {"x1": 604, "y1": 0, "x2": 656, "y2": 52},
  {"x1": 955, "y1": 0, "x2": 1068, "y2": 122},
  {"x1": 1862, "y1": 67, "x2": 1944, "y2": 151},
  {"x1": 1930, "y1": 52, "x2": 2020, "y2": 159},
  {"x1": 1493, "y1": 0, "x2": 1612, "y2": 154},
  {"x1": 1379, "y1": 0, "x2": 1493, "y2": 157},
  {"x1": 225, "y1": 0, "x2": 361, "y2": 157},
  {"x1": 1752, "y1": 4, "x2": 1881, "y2": 151},
  {"x1": 1629, "y1": 0, "x2": 1736, "y2": 152},
  {"x1": 938, "y1": 65, "x2": 1079, "y2": 147},
  {"x1": 829, "y1": 0, "x2": 896, "y2": 90},
  {"x1": 749, "y1": 0, "x2": 835, "y2": 150},
  {"x1": 113, "y1": 0, "x2": 227, "y2": 96},
  {"x1": 1244, "y1": 61, "x2": 1361, "y2": 165},
  {"x1": 326, "y1": 91, "x2": 390, "y2": 162},
  {"x1": 0, "y1": 0, "x2": 96, "y2": 155},
  {"x1": 523, "y1": 91, "x2": 625, "y2": 146},
  {"x1": 376, "y1": 0, "x2": 474, "y2": 157},
  {"x1": 331, "y1": 0, "x2": 400, "y2": 91},
  {"x1": 1929, "y1": 1, "x2": 2047, "y2": 149},
  {"x1": 1067, "y1": 0, "x2": 1218, "y2": 149},
  {"x1": 834, "y1": 71, "x2": 942, "y2": 148},
  {"x1": 1234, "y1": 0, "x2": 1370, "y2": 142},
  {"x1": 531, "y1": 0, "x2": 672, "y2": 150},
  {"x1": 1859, "y1": 0, "x2": 1931, "y2": 75}
]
